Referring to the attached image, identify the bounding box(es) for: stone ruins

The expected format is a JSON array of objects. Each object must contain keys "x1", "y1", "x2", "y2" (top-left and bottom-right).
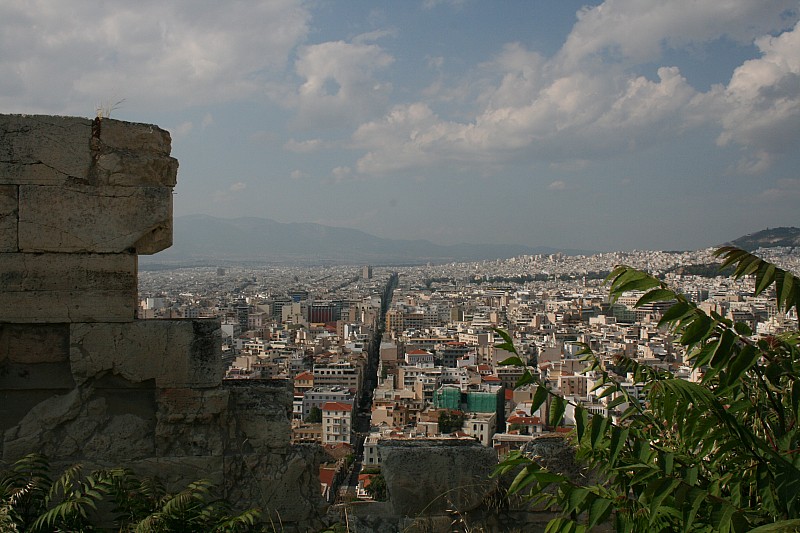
[{"x1": 0, "y1": 114, "x2": 324, "y2": 528}]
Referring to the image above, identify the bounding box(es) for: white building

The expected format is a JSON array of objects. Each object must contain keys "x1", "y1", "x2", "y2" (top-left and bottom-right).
[{"x1": 322, "y1": 401, "x2": 353, "y2": 445}]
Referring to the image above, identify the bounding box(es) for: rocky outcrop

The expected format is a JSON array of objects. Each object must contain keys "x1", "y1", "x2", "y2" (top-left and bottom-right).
[{"x1": 0, "y1": 115, "x2": 324, "y2": 529}]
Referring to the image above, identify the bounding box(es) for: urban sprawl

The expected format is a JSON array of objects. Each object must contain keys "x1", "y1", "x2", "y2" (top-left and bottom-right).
[{"x1": 138, "y1": 246, "x2": 799, "y2": 501}]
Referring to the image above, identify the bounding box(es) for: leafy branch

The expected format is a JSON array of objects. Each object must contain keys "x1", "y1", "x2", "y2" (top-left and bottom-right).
[{"x1": 493, "y1": 246, "x2": 800, "y2": 532}]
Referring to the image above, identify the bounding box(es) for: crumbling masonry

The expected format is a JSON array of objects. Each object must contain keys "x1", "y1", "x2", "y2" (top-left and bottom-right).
[{"x1": 0, "y1": 114, "x2": 324, "y2": 527}]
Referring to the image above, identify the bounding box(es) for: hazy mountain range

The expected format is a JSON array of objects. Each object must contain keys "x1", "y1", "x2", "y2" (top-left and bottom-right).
[
  {"x1": 143, "y1": 214, "x2": 591, "y2": 266},
  {"x1": 142, "y1": 215, "x2": 798, "y2": 266},
  {"x1": 728, "y1": 227, "x2": 800, "y2": 251}
]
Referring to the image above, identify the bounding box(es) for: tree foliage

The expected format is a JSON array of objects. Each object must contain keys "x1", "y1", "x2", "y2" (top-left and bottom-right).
[
  {"x1": 439, "y1": 409, "x2": 467, "y2": 434},
  {"x1": 364, "y1": 473, "x2": 388, "y2": 502},
  {"x1": 0, "y1": 454, "x2": 261, "y2": 532},
  {"x1": 307, "y1": 405, "x2": 323, "y2": 423},
  {"x1": 494, "y1": 246, "x2": 800, "y2": 532}
]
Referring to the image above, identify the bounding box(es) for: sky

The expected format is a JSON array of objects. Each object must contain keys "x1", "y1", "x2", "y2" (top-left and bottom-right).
[{"x1": 1, "y1": 0, "x2": 799, "y2": 252}]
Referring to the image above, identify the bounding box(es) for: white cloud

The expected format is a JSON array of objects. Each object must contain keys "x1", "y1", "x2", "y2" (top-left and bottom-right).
[
  {"x1": 0, "y1": 0, "x2": 310, "y2": 114},
  {"x1": 422, "y1": 0, "x2": 469, "y2": 10},
  {"x1": 557, "y1": 0, "x2": 797, "y2": 68},
  {"x1": 331, "y1": 166, "x2": 354, "y2": 183},
  {"x1": 708, "y1": 20, "x2": 800, "y2": 170},
  {"x1": 348, "y1": 2, "x2": 799, "y2": 178},
  {"x1": 278, "y1": 39, "x2": 394, "y2": 128},
  {"x1": 201, "y1": 113, "x2": 214, "y2": 129},
  {"x1": 290, "y1": 170, "x2": 307, "y2": 180},
  {"x1": 548, "y1": 180, "x2": 567, "y2": 191},
  {"x1": 173, "y1": 121, "x2": 194, "y2": 138},
  {"x1": 229, "y1": 182, "x2": 247, "y2": 192},
  {"x1": 283, "y1": 139, "x2": 328, "y2": 153},
  {"x1": 757, "y1": 178, "x2": 800, "y2": 201}
]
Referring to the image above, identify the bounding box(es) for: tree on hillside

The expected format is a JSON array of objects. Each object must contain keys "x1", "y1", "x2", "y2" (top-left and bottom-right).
[{"x1": 495, "y1": 246, "x2": 800, "y2": 532}]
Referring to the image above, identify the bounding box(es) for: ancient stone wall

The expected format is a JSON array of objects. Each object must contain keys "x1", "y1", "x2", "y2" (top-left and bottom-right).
[{"x1": 0, "y1": 115, "x2": 324, "y2": 529}]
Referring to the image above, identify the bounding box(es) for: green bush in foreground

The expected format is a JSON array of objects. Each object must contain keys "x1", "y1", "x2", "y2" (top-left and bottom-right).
[
  {"x1": 495, "y1": 246, "x2": 800, "y2": 532},
  {"x1": 0, "y1": 454, "x2": 261, "y2": 532}
]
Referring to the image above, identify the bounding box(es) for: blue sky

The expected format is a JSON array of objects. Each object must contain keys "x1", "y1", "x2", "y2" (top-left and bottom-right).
[{"x1": 2, "y1": 0, "x2": 799, "y2": 252}]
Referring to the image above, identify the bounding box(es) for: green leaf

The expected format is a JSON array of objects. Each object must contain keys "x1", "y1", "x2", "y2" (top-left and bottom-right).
[
  {"x1": 566, "y1": 487, "x2": 590, "y2": 514},
  {"x1": 683, "y1": 487, "x2": 706, "y2": 531},
  {"x1": 549, "y1": 395, "x2": 566, "y2": 428},
  {"x1": 514, "y1": 370, "x2": 537, "y2": 389},
  {"x1": 778, "y1": 271, "x2": 796, "y2": 313},
  {"x1": 733, "y1": 321, "x2": 752, "y2": 336},
  {"x1": 575, "y1": 405, "x2": 588, "y2": 442},
  {"x1": 715, "y1": 247, "x2": 748, "y2": 270},
  {"x1": 748, "y1": 520, "x2": 800, "y2": 533},
  {"x1": 498, "y1": 356, "x2": 525, "y2": 366},
  {"x1": 709, "y1": 329, "x2": 736, "y2": 369},
  {"x1": 590, "y1": 415, "x2": 608, "y2": 450},
  {"x1": 615, "y1": 276, "x2": 662, "y2": 295},
  {"x1": 493, "y1": 328, "x2": 517, "y2": 354},
  {"x1": 658, "y1": 301, "x2": 692, "y2": 328},
  {"x1": 646, "y1": 478, "x2": 680, "y2": 525},
  {"x1": 636, "y1": 288, "x2": 675, "y2": 307},
  {"x1": 531, "y1": 385, "x2": 549, "y2": 417},
  {"x1": 609, "y1": 426, "x2": 628, "y2": 466},
  {"x1": 755, "y1": 262, "x2": 776, "y2": 295},
  {"x1": 680, "y1": 314, "x2": 713, "y2": 345},
  {"x1": 605, "y1": 395, "x2": 627, "y2": 409},
  {"x1": 725, "y1": 343, "x2": 759, "y2": 385},
  {"x1": 732, "y1": 252, "x2": 760, "y2": 278},
  {"x1": 587, "y1": 497, "x2": 613, "y2": 529}
]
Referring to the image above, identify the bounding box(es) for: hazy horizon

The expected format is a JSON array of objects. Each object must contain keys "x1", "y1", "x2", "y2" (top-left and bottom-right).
[{"x1": 2, "y1": 1, "x2": 798, "y2": 251}]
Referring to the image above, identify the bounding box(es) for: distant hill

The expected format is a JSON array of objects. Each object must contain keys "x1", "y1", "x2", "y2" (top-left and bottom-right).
[
  {"x1": 142, "y1": 214, "x2": 591, "y2": 265},
  {"x1": 728, "y1": 227, "x2": 800, "y2": 251}
]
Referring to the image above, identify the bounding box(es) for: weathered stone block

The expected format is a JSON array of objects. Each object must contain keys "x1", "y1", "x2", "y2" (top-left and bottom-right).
[
  {"x1": 155, "y1": 388, "x2": 229, "y2": 456},
  {"x1": 0, "y1": 361, "x2": 75, "y2": 390},
  {"x1": 70, "y1": 319, "x2": 223, "y2": 388},
  {"x1": 224, "y1": 381, "x2": 293, "y2": 450},
  {"x1": 0, "y1": 323, "x2": 70, "y2": 363},
  {"x1": 378, "y1": 439, "x2": 498, "y2": 516},
  {"x1": 94, "y1": 151, "x2": 178, "y2": 187},
  {"x1": 223, "y1": 446, "x2": 325, "y2": 525},
  {"x1": 0, "y1": 115, "x2": 92, "y2": 185},
  {"x1": 0, "y1": 185, "x2": 16, "y2": 251},
  {"x1": 2, "y1": 388, "x2": 157, "y2": 463},
  {"x1": 98, "y1": 119, "x2": 173, "y2": 155},
  {"x1": 0, "y1": 115, "x2": 177, "y2": 188},
  {"x1": 0, "y1": 253, "x2": 136, "y2": 323},
  {"x1": 18, "y1": 184, "x2": 172, "y2": 254}
]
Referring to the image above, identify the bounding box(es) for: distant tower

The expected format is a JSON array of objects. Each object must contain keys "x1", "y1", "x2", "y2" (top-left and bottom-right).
[
  {"x1": 362, "y1": 265, "x2": 373, "y2": 280},
  {"x1": 217, "y1": 267, "x2": 226, "y2": 276}
]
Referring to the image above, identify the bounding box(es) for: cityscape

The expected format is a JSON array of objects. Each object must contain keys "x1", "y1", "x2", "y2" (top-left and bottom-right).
[
  {"x1": 3, "y1": 0, "x2": 800, "y2": 529},
  {"x1": 138, "y1": 243, "x2": 800, "y2": 503}
]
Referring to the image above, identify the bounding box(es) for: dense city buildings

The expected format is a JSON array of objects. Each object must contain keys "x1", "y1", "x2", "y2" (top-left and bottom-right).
[{"x1": 138, "y1": 247, "x2": 799, "y2": 501}]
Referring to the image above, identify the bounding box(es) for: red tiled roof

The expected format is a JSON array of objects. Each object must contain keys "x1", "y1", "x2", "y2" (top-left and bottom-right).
[
  {"x1": 322, "y1": 401, "x2": 352, "y2": 412},
  {"x1": 319, "y1": 467, "x2": 336, "y2": 486}
]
